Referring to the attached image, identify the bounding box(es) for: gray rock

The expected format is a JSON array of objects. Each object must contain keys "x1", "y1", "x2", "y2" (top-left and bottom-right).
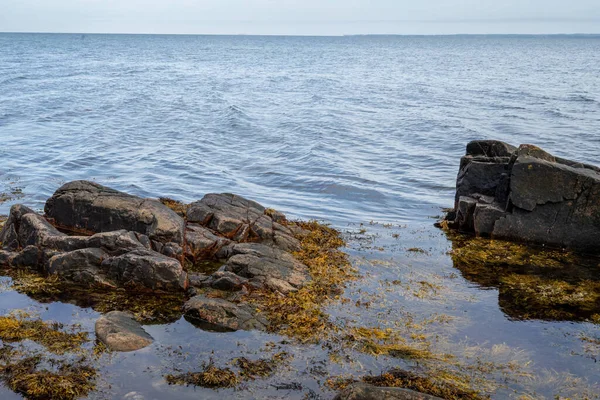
[
  {"x1": 446, "y1": 141, "x2": 600, "y2": 253},
  {"x1": 95, "y1": 311, "x2": 154, "y2": 352},
  {"x1": 0, "y1": 205, "x2": 66, "y2": 251},
  {"x1": 265, "y1": 277, "x2": 297, "y2": 295},
  {"x1": 48, "y1": 248, "x2": 112, "y2": 287},
  {"x1": 44, "y1": 180, "x2": 185, "y2": 245},
  {"x1": 187, "y1": 193, "x2": 300, "y2": 251},
  {"x1": 183, "y1": 296, "x2": 268, "y2": 332},
  {"x1": 101, "y1": 249, "x2": 188, "y2": 291},
  {"x1": 334, "y1": 383, "x2": 442, "y2": 400},
  {"x1": 219, "y1": 242, "x2": 310, "y2": 289},
  {"x1": 9, "y1": 245, "x2": 40, "y2": 269}
]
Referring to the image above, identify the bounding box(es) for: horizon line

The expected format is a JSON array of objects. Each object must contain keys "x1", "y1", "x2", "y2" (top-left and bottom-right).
[{"x1": 2, "y1": 31, "x2": 600, "y2": 37}]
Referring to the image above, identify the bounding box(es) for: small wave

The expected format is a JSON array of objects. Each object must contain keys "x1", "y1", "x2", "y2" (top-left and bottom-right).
[
  {"x1": 569, "y1": 94, "x2": 596, "y2": 103},
  {"x1": 0, "y1": 75, "x2": 27, "y2": 85}
]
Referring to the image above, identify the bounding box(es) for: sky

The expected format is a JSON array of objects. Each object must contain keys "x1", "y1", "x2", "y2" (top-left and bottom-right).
[{"x1": 1, "y1": 0, "x2": 599, "y2": 35}]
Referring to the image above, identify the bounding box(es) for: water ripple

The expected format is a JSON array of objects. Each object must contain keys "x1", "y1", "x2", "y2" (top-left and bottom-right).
[{"x1": 0, "y1": 34, "x2": 599, "y2": 225}]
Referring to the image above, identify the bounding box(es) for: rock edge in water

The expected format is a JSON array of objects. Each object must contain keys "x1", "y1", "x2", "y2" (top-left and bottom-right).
[{"x1": 442, "y1": 140, "x2": 600, "y2": 253}]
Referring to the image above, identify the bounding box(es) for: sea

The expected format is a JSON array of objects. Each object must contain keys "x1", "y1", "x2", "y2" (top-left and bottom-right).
[{"x1": 0, "y1": 33, "x2": 599, "y2": 399}]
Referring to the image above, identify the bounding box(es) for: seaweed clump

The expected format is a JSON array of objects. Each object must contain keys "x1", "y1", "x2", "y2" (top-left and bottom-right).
[
  {"x1": 234, "y1": 352, "x2": 289, "y2": 380},
  {"x1": 0, "y1": 313, "x2": 88, "y2": 355},
  {"x1": 246, "y1": 220, "x2": 358, "y2": 341},
  {"x1": 167, "y1": 352, "x2": 291, "y2": 388},
  {"x1": 0, "y1": 314, "x2": 96, "y2": 400},
  {"x1": 344, "y1": 327, "x2": 435, "y2": 360},
  {"x1": 159, "y1": 197, "x2": 188, "y2": 217},
  {"x1": 0, "y1": 349, "x2": 96, "y2": 400},
  {"x1": 166, "y1": 360, "x2": 240, "y2": 388},
  {"x1": 362, "y1": 369, "x2": 487, "y2": 400},
  {"x1": 2, "y1": 270, "x2": 186, "y2": 324}
]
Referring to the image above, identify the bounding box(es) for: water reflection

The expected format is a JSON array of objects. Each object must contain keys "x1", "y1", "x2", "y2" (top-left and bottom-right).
[{"x1": 447, "y1": 232, "x2": 600, "y2": 322}]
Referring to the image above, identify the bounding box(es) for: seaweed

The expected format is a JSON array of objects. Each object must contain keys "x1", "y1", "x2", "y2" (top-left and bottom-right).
[
  {"x1": 234, "y1": 352, "x2": 289, "y2": 380},
  {"x1": 166, "y1": 360, "x2": 240, "y2": 388},
  {"x1": 159, "y1": 197, "x2": 188, "y2": 217},
  {"x1": 362, "y1": 369, "x2": 488, "y2": 400},
  {"x1": 0, "y1": 352, "x2": 96, "y2": 400},
  {"x1": 245, "y1": 220, "x2": 358, "y2": 342},
  {"x1": 0, "y1": 312, "x2": 88, "y2": 355}
]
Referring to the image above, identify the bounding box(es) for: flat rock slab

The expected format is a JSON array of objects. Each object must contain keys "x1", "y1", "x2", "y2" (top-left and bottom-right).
[
  {"x1": 95, "y1": 311, "x2": 154, "y2": 352},
  {"x1": 183, "y1": 296, "x2": 268, "y2": 332},
  {"x1": 45, "y1": 180, "x2": 185, "y2": 245},
  {"x1": 334, "y1": 383, "x2": 442, "y2": 400}
]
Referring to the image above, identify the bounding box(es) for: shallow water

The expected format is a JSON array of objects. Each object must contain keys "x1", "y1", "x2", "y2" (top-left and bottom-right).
[{"x1": 1, "y1": 33, "x2": 600, "y2": 399}]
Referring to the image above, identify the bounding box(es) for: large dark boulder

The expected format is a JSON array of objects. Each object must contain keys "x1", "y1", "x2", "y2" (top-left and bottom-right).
[
  {"x1": 100, "y1": 249, "x2": 188, "y2": 291},
  {"x1": 445, "y1": 140, "x2": 600, "y2": 253},
  {"x1": 45, "y1": 181, "x2": 185, "y2": 245}
]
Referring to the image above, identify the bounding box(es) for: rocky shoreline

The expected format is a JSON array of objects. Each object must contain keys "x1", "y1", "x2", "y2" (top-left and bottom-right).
[
  {"x1": 2, "y1": 141, "x2": 599, "y2": 399},
  {"x1": 1, "y1": 181, "x2": 438, "y2": 399}
]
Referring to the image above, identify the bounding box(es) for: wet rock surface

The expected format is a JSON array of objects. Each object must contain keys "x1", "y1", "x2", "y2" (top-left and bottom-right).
[
  {"x1": 445, "y1": 140, "x2": 600, "y2": 253},
  {"x1": 183, "y1": 296, "x2": 268, "y2": 332},
  {"x1": 334, "y1": 383, "x2": 442, "y2": 400},
  {"x1": 95, "y1": 311, "x2": 154, "y2": 352}
]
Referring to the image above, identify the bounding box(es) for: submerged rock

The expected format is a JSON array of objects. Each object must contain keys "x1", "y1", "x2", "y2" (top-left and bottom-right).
[
  {"x1": 183, "y1": 296, "x2": 268, "y2": 332},
  {"x1": 444, "y1": 140, "x2": 600, "y2": 253},
  {"x1": 95, "y1": 311, "x2": 154, "y2": 352},
  {"x1": 45, "y1": 180, "x2": 185, "y2": 246},
  {"x1": 334, "y1": 383, "x2": 442, "y2": 400}
]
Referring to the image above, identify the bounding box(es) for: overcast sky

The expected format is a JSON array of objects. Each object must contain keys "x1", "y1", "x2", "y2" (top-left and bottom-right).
[{"x1": 1, "y1": 0, "x2": 599, "y2": 35}]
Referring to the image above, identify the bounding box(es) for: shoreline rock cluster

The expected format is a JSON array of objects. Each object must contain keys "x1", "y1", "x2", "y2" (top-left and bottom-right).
[
  {"x1": 443, "y1": 140, "x2": 600, "y2": 253},
  {"x1": 0, "y1": 180, "x2": 312, "y2": 336}
]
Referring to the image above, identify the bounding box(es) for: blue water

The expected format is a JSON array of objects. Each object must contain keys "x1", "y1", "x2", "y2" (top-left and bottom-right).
[
  {"x1": 1, "y1": 34, "x2": 600, "y2": 400},
  {"x1": 0, "y1": 33, "x2": 599, "y2": 223}
]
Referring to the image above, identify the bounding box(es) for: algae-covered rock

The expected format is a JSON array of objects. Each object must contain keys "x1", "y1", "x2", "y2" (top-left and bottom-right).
[
  {"x1": 95, "y1": 311, "x2": 154, "y2": 352},
  {"x1": 334, "y1": 383, "x2": 443, "y2": 400}
]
